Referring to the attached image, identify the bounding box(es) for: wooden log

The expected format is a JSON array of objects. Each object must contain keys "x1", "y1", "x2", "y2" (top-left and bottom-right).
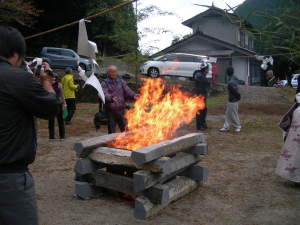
[
  {"x1": 74, "y1": 133, "x2": 120, "y2": 158},
  {"x1": 90, "y1": 147, "x2": 172, "y2": 173},
  {"x1": 131, "y1": 133, "x2": 204, "y2": 165},
  {"x1": 74, "y1": 158, "x2": 98, "y2": 176},
  {"x1": 180, "y1": 165, "x2": 208, "y2": 182},
  {"x1": 187, "y1": 143, "x2": 208, "y2": 155},
  {"x1": 134, "y1": 177, "x2": 198, "y2": 219},
  {"x1": 133, "y1": 152, "x2": 201, "y2": 192},
  {"x1": 93, "y1": 170, "x2": 135, "y2": 196},
  {"x1": 89, "y1": 147, "x2": 134, "y2": 168},
  {"x1": 74, "y1": 181, "x2": 103, "y2": 200}
]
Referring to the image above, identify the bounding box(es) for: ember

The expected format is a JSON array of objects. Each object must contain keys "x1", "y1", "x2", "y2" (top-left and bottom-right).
[{"x1": 111, "y1": 78, "x2": 205, "y2": 150}]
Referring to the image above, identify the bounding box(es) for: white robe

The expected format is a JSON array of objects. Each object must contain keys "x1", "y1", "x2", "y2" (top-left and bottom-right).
[{"x1": 276, "y1": 107, "x2": 300, "y2": 182}]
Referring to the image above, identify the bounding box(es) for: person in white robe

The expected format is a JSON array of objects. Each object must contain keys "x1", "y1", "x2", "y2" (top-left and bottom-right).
[{"x1": 276, "y1": 93, "x2": 300, "y2": 183}]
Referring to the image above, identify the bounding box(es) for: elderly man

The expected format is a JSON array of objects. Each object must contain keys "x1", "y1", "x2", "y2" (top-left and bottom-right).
[{"x1": 102, "y1": 65, "x2": 138, "y2": 134}]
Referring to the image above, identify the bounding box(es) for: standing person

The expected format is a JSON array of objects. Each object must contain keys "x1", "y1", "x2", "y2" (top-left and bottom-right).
[
  {"x1": 48, "y1": 74, "x2": 66, "y2": 140},
  {"x1": 276, "y1": 93, "x2": 300, "y2": 183},
  {"x1": 102, "y1": 65, "x2": 138, "y2": 134},
  {"x1": 195, "y1": 62, "x2": 210, "y2": 131},
  {"x1": 62, "y1": 67, "x2": 78, "y2": 125},
  {"x1": 219, "y1": 67, "x2": 242, "y2": 133},
  {"x1": 0, "y1": 26, "x2": 58, "y2": 225}
]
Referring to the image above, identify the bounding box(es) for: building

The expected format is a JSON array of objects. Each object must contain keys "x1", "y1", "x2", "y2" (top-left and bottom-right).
[{"x1": 154, "y1": 6, "x2": 262, "y2": 85}]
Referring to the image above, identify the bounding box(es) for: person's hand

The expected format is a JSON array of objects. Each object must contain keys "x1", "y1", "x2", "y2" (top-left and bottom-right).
[
  {"x1": 134, "y1": 94, "x2": 140, "y2": 100},
  {"x1": 42, "y1": 62, "x2": 52, "y2": 72},
  {"x1": 112, "y1": 97, "x2": 118, "y2": 103},
  {"x1": 63, "y1": 103, "x2": 67, "y2": 108}
]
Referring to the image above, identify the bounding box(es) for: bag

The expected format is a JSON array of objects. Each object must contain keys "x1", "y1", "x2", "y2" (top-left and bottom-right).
[
  {"x1": 63, "y1": 108, "x2": 68, "y2": 120},
  {"x1": 279, "y1": 103, "x2": 297, "y2": 132},
  {"x1": 93, "y1": 111, "x2": 108, "y2": 131}
]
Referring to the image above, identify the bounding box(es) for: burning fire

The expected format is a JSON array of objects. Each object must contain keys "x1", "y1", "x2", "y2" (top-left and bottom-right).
[{"x1": 111, "y1": 78, "x2": 205, "y2": 150}]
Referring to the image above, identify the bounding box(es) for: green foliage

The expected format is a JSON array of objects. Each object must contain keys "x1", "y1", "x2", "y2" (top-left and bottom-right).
[
  {"x1": 237, "y1": 0, "x2": 300, "y2": 74},
  {"x1": 84, "y1": 0, "x2": 137, "y2": 56},
  {"x1": 0, "y1": 0, "x2": 40, "y2": 27},
  {"x1": 1, "y1": 0, "x2": 138, "y2": 57}
]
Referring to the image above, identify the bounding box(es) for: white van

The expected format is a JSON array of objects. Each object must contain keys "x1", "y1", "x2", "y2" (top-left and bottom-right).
[{"x1": 140, "y1": 53, "x2": 217, "y2": 79}]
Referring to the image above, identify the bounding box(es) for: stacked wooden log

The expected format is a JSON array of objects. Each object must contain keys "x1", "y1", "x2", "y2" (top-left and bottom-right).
[{"x1": 74, "y1": 132, "x2": 208, "y2": 220}]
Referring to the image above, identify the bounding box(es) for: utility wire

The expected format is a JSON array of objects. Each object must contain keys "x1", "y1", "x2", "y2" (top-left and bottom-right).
[{"x1": 24, "y1": 0, "x2": 138, "y2": 40}]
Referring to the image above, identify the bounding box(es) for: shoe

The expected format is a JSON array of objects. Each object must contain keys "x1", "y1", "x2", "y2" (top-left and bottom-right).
[
  {"x1": 198, "y1": 127, "x2": 207, "y2": 131},
  {"x1": 65, "y1": 121, "x2": 71, "y2": 125},
  {"x1": 219, "y1": 127, "x2": 230, "y2": 132},
  {"x1": 234, "y1": 128, "x2": 241, "y2": 133}
]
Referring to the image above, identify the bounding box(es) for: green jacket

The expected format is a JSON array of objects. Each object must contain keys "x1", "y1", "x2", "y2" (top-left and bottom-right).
[{"x1": 62, "y1": 74, "x2": 78, "y2": 99}]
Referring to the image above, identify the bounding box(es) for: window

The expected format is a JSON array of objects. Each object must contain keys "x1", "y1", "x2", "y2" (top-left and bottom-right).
[
  {"x1": 178, "y1": 55, "x2": 194, "y2": 62},
  {"x1": 61, "y1": 50, "x2": 75, "y2": 58},
  {"x1": 248, "y1": 37, "x2": 253, "y2": 50},
  {"x1": 237, "y1": 30, "x2": 241, "y2": 42},
  {"x1": 240, "y1": 31, "x2": 245, "y2": 47},
  {"x1": 245, "y1": 34, "x2": 249, "y2": 47},
  {"x1": 165, "y1": 54, "x2": 179, "y2": 61},
  {"x1": 47, "y1": 49, "x2": 61, "y2": 55}
]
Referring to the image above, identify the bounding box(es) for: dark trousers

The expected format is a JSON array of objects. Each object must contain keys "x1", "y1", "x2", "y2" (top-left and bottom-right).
[
  {"x1": 0, "y1": 172, "x2": 38, "y2": 225},
  {"x1": 107, "y1": 110, "x2": 127, "y2": 134},
  {"x1": 196, "y1": 98, "x2": 208, "y2": 129},
  {"x1": 65, "y1": 98, "x2": 76, "y2": 122},
  {"x1": 196, "y1": 107, "x2": 208, "y2": 129},
  {"x1": 48, "y1": 105, "x2": 65, "y2": 139}
]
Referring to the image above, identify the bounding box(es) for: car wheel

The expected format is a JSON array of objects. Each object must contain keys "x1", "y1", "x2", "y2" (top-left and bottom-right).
[
  {"x1": 79, "y1": 63, "x2": 86, "y2": 71},
  {"x1": 148, "y1": 67, "x2": 160, "y2": 78}
]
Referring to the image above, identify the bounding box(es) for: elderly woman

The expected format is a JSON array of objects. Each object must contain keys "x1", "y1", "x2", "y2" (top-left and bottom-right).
[
  {"x1": 101, "y1": 65, "x2": 139, "y2": 134},
  {"x1": 276, "y1": 93, "x2": 300, "y2": 183}
]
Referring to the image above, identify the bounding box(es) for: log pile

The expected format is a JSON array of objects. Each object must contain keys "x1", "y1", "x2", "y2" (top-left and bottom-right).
[{"x1": 74, "y1": 132, "x2": 208, "y2": 220}]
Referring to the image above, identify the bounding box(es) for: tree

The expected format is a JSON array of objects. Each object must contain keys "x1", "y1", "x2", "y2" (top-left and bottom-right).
[
  {"x1": 237, "y1": 0, "x2": 300, "y2": 75},
  {"x1": 0, "y1": 0, "x2": 40, "y2": 27}
]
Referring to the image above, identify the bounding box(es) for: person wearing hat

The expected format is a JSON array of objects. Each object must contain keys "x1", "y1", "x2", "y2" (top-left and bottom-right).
[
  {"x1": 220, "y1": 67, "x2": 242, "y2": 133},
  {"x1": 48, "y1": 74, "x2": 66, "y2": 140},
  {"x1": 194, "y1": 62, "x2": 210, "y2": 131},
  {"x1": 276, "y1": 93, "x2": 300, "y2": 183}
]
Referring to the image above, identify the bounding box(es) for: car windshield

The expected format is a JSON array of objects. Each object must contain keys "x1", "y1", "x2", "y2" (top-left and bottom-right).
[{"x1": 152, "y1": 55, "x2": 165, "y2": 61}]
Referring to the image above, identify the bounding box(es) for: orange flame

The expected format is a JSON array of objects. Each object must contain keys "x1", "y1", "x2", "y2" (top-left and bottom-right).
[{"x1": 111, "y1": 78, "x2": 205, "y2": 150}]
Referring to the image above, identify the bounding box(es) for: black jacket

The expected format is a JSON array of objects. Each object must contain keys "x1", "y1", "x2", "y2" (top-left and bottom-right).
[
  {"x1": 228, "y1": 76, "x2": 241, "y2": 103},
  {"x1": 0, "y1": 60, "x2": 59, "y2": 172},
  {"x1": 195, "y1": 72, "x2": 210, "y2": 98}
]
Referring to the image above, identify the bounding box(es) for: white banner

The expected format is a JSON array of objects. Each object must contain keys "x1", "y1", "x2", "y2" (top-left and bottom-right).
[{"x1": 84, "y1": 73, "x2": 105, "y2": 103}]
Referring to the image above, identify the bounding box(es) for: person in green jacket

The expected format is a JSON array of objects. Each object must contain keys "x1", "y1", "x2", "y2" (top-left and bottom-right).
[{"x1": 62, "y1": 67, "x2": 78, "y2": 124}]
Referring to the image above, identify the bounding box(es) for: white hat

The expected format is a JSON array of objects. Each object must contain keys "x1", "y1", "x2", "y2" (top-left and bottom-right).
[{"x1": 200, "y1": 61, "x2": 209, "y2": 70}]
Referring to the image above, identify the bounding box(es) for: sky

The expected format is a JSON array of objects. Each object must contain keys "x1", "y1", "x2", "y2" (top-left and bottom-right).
[{"x1": 138, "y1": 0, "x2": 246, "y2": 54}]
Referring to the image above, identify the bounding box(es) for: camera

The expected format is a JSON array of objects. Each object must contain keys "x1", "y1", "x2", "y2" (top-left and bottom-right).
[{"x1": 32, "y1": 58, "x2": 54, "y2": 78}]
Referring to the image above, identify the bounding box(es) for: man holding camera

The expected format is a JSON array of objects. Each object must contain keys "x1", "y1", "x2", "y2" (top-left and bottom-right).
[{"x1": 0, "y1": 26, "x2": 59, "y2": 225}]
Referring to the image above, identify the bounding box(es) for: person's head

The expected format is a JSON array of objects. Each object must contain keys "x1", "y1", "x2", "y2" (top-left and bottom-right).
[
  {"x1": 200, "y1": 62, "x2": 209, "y2": 75},
  {"x1": 107, "y1": 65, "x2": 118, "y2": 79},
  {"x1": 226, "y1": 67, "x2": 234, "y2": 77},
  {"x1": 65, "y1": 67, "x2": 73, "y2": 75},
  {"x1": 0, "y1": 26, "x2": 26, "y2": 68}
]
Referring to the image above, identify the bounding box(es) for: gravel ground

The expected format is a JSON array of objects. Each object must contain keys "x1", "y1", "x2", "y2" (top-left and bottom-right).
[{"x1": 30, "y1": 94, "x2": 300, "y2": 225}]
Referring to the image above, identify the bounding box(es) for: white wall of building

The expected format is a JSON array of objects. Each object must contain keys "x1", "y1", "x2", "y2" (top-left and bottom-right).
[
  {"x1": 232, "y1": 57, "x2": 249, "y2": 83},
  {"x1": 191, "y1": 16, "x2": 239, "y2": 46}
]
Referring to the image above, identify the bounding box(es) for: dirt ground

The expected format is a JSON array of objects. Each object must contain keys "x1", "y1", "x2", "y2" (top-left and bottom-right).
[{"x1": 31, "y1": 89, "x2": 300, "y2": 225}]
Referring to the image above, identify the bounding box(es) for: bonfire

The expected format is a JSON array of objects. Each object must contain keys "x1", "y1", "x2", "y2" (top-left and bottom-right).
[{"x1": 111, "y1": 78, "x2": 205, "y2": 150}]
